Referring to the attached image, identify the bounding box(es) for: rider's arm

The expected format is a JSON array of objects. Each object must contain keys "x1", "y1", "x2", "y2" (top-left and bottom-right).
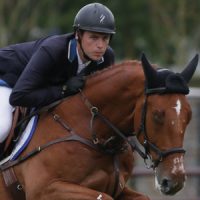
[{"x1": 9, "y1": 46, "x2": 64, "y2": 108}]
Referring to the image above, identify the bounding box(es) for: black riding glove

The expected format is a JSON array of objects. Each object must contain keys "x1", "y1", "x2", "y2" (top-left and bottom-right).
[{"x1": 61, "y1": 76, "x2": 85, "y2": 96}]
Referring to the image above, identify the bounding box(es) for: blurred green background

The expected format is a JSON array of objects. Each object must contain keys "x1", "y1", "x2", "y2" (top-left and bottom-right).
[{"x1": 0, "y1": 0, "x2": 200, "y2": 85}]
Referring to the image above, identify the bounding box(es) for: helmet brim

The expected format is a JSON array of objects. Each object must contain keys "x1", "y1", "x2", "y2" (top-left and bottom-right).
[{"x1": 74, "y1": 26, "x2": 116, "y2": 34}]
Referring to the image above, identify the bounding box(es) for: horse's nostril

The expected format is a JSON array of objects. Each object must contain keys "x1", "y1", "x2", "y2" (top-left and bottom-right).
[
  {"x1": 161, "y1": 178, "x2": 172, "y2": 193},
  {"x1": 162, "y1": 178, "x2": 170, "y2": 187}
]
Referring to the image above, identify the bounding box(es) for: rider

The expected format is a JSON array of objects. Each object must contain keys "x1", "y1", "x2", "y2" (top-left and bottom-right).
[{"x1": 0, "y1": 3, "x2": 116, "y2": 150}]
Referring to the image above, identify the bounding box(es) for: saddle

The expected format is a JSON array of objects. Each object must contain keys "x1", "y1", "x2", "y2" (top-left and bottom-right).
[
  {"x1": 0, "y1": 107, "x2": 30, "y2": 200},
  {"x1": 0, "y1": 107, "x2": 30, "y2": 159},
  {"x1": 0, "y1": 100, "x2": 62, "y2": 159}
]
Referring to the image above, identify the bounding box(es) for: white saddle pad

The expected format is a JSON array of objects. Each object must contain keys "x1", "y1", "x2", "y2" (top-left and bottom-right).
[{"x1": 0, "y1": 115, "x2": 38, "y2": 165}]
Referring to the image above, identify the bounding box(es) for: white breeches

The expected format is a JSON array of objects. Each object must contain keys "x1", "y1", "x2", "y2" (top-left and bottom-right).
[{"x1": 0, "y1": 86, "x2": 14, "y2": 143}]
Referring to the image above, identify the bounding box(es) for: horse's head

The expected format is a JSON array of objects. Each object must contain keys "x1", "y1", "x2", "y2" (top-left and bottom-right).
[{"x1": 133, "y1": 53, "x2": 198, "y2": 195}]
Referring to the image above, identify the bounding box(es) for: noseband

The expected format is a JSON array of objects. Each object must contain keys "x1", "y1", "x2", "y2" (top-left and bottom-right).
[{"x1": 80, "y1": 87, "x2": 186, "y2": 169}]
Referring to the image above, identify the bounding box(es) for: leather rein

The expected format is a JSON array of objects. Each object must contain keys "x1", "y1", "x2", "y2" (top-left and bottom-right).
[{"x1": 79, "y1": 89, "x2": 186, "y2": 169}]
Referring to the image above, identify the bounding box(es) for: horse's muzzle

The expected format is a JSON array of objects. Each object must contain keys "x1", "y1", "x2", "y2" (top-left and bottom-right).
[{"x1": 160, "y1": 176, "x2": 185, "y2": 195}]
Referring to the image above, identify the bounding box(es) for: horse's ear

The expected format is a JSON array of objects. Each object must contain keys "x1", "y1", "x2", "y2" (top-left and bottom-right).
[
  {"x1": 141, "y1": 53, "x2": 157, "y2": 88},
  {"x1": 181, "y1": 54, "x2": 199, "y2": 83}
]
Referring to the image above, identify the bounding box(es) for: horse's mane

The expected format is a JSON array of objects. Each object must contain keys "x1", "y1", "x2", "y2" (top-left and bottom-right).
[
  {"x1": 86, "y1": 60, "x2": 142, "y2": 80},
  {"x1": 84, "y1": 60, "x2": 145, "y2": 98}
]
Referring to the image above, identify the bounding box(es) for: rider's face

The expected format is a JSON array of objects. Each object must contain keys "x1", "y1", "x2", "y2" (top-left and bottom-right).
[{"x1": 77, "y1": 31, "x2": 110, "y2": 62}]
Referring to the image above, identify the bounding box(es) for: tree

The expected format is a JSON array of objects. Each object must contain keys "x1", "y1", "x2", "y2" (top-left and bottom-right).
[{"x1": 0, "y1": 0, "x2": 200, "y2": 70}]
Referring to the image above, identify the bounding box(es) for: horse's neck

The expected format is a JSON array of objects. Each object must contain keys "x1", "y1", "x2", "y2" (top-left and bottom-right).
[
  {"x1": 86, "y1": 60, "x2": 144, "y2": 104},
  {"x1": 85, "y1": 61, "x2": 145, "y2": 132}
]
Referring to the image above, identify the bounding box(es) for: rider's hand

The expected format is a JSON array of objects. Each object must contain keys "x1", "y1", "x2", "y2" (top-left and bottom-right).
[{"x1": 61, "y1": 76, "x2": 85, "y2": 96}]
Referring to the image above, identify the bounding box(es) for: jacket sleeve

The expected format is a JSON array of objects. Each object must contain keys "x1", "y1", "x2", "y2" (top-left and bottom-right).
[{"x1": 9, "y1": 46, "x2": 63, "y2": 108}]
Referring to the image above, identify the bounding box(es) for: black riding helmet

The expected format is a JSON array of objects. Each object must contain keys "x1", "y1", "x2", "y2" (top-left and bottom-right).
[
  {"x1": 73, "y1": 3, "x2": 116, "y2": 34},
  {"x1": 73, "y1": 3, "x2": 116, "y2": 61}
]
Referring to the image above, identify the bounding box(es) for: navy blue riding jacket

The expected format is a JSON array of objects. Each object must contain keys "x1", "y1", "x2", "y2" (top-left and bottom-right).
[{"x1": 0, "y1": 33, "x2": 115, "y2": 107}]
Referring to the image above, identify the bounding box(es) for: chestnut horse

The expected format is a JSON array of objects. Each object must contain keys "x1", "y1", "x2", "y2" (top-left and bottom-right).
[{"x1": 0, "y1": 54, "x2": 198, "y2": 200}]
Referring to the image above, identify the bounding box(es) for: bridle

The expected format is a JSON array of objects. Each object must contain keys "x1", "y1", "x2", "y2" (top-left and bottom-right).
[
  {"x1": 80, "y1": 87, "x2": 186, "y2": 169},
  {"x1": 135, "y1": 87, "x2": 186, "y2": 168}
]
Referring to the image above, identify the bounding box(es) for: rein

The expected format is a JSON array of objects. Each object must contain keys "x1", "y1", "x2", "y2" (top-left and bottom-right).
[
  {"x1": 79, "y1": 90, "x2": 147, "y2": 158},
  {"x1": 80, "y1": 88, "x2": 186, "y2": 169}
]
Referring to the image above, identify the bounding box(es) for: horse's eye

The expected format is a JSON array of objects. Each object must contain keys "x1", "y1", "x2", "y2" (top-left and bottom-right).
[{"x1": 153, "y1": 110, "x2": 165, "y2": 124}]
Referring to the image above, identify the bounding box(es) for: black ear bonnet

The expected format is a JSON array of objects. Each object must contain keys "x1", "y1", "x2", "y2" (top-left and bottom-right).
[{"x1": 141, "y1": 53, "x2": 199, "y2": 95}]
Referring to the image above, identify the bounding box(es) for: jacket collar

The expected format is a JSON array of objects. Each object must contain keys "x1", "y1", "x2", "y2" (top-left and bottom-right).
[{"x1": 68, "y1": 38, "x2": 77, "y2": 62}]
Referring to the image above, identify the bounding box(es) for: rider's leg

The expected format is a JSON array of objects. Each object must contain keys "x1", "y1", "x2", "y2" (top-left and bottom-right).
[{"x1": 0, "y1": 86, "x2": 14, "y2": 144}]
